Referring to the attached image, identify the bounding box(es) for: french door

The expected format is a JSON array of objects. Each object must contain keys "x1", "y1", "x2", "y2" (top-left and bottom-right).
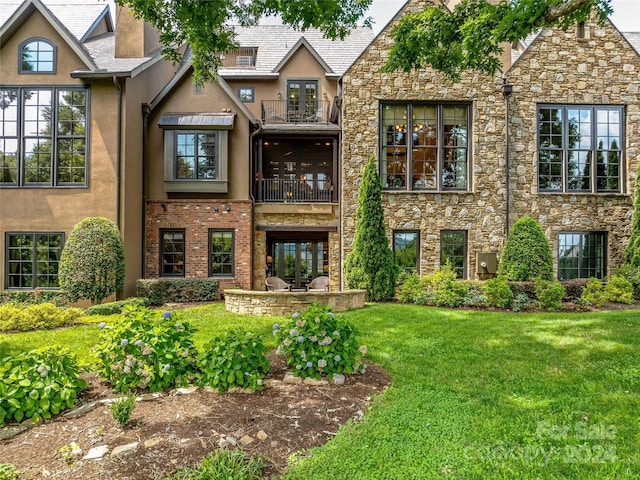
[{"x1": 268, "y1": 237, "x2": 328, "y2": 289}]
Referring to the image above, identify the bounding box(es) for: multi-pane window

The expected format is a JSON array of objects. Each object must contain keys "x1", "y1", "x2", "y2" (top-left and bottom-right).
[
  {"x1": 6, "y1": 233, "x2": 63, "y2": 288},
  {"x1": 0, "y1": 87, "x2": 88, "y2": 186},
  {"x1": 160, "y1": 229, "x2": 185, "y2": 277},
  {"x1": 440, "y1": 230, "x2": 467, "y2": 279},
  {"x1": 381, "y1": 103, "x2": 469, "y2": 190},
  {"x1": 538, "y1": 105, "x2": 623, "y2": 193},
  {"x1": 20, "y1": 38, "x2": 56, "y2": 73},
  {"x1": 209, "y1": 230, "x2": 234, "y2": 277},
  {"x1": 393, "y1": 230, "x2": 419, "y2": 272},
  {"x1": 558, "y1": 232, "x2": 606, "y2": 280},
  {"x1": 175, "y1": 132, "x2": 218, "y2": 179},
  {"x1": 238, "y1": 87, "x2": 254, "y2": 103}
]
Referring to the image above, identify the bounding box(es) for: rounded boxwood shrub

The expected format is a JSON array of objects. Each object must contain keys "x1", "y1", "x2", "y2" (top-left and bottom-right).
[
  {"x1": 498, "y1": 216, "x2": 553, "y2": 281},
  {"x1": 483, "y1": 276, "x2": 514, "y2": 308},
  {"x1": 604, "y1": 275, "x2": 635, "y2": 305},
  {"x1": 0, "y1": 303, "x2": 85, "y2": 332},
  {"x1": 535, "y1": 279, "x2": 566, "y2": 311},
  {"x1": 581, "y1": 278, "x2": 608, "y2": 307}
]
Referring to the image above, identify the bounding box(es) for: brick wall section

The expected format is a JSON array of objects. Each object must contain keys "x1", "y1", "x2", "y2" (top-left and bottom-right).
[
  {"x1": 505, "y1": 22, "x2": 640, "y2": 273},
  {"x1": 146, "y1": 200, "x2": 253, "y2": 290},
  {"x1": 341, "y1": 0, "x2": 507, "y2": 281}
]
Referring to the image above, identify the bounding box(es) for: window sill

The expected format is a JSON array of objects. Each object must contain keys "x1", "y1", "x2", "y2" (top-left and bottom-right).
[
  {"x1": 537, "y1": 191, "x2": 628, "y2": 197},
  {"x1": 164, "y1": 180, "x2": 228, "y2": 194}
]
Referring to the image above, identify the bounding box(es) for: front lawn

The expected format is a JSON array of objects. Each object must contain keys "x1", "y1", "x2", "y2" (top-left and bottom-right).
[{"x1": 2, "y1": 303, "x2": 639, "y2": 479}]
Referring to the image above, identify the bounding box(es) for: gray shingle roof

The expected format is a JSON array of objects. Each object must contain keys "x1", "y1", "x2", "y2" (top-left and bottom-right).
[
  {"x1": 80, "y1": 33, "x2": 157, "y2": 75},
  {"x1": 218, "y1": 25, "x2": 374, "y2": 78},
  {"x1": 623, "y1": 32, "x2": 640, "y2": 55}
]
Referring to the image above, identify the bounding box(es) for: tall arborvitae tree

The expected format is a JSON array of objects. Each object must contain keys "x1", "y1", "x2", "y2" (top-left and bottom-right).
[
  {"x1": 498, "y1": 216, "x2": 554, "y2": 281},
  {"x1": 344, "y1": 157, "x2": 398, "y2": 301},
  {"x1": 624, "y1": 164, "x2": 640, "y2": 267}
]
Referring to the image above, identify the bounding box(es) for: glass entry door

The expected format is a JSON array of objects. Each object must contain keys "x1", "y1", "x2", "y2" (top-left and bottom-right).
[
  {"x1": 287, "y1": 80, "x2": 318, "y2": 122},
  {"x1": 267, "y1": 236, "x2": 328, "y2": 289}
]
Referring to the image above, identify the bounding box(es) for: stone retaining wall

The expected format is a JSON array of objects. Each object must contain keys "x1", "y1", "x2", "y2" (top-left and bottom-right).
[{"x1": 224, "y1": 289, "x2": 366, "y2": 316}]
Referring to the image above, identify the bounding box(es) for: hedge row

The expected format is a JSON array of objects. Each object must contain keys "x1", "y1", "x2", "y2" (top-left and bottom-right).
[{"x1": 136, "y1": 279, "x2": 219, "y2": 305}]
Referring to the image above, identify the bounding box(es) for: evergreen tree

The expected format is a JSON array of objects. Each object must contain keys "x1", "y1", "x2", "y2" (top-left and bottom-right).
[
  {"x1": 59, "y1": 217, "x2": 125, "y2": 305},
  {"x1": 624, "y1": 164, "x2": 640, "y2": 267},
  {"x1": 498, "y1": 216, "x2": 554, "y2": 281},
  {"x1": 344, "y1": 157, "x2": 398, "y2": 301}
]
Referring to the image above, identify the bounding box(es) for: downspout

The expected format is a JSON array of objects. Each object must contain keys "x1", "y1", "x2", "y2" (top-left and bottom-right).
[
  {"x1": 113, "y1": 76, "x2": 122, "y2": 229},
  {"x1": 501, "y1": 79, "x2": 513, "y2": 236},
  {"x1": 250, "y1": 122, "x2": 261, "y2": 290},
  {"x1": 141, "y1": 103, "x2": 151, "y2": 279}
]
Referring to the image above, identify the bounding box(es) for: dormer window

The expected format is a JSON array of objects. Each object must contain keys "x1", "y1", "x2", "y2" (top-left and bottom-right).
[{"x1": 19, "y1": 38, "x2": 56, "y2": 73}]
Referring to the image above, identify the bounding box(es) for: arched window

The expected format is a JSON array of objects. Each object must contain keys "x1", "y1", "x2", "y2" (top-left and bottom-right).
[{"x1": 19, "y1": 38, "x2": 56, "y2": 73}]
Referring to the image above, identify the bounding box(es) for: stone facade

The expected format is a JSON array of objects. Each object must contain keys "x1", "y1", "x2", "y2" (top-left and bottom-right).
[{"x1": 340, "y1": 0, "x2": 640, "y2": 282}]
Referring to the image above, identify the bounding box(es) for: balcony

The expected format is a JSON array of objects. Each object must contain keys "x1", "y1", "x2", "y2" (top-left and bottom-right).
[
  {"x1": 221, "y1": 47, "x2": 257, "y2": 68},
  {"x1": 261, "y1": 100, "x2": 331, "y2": 124},
  {"x1": 257, "y1": 178, "x2": 333, "y2": 203}
]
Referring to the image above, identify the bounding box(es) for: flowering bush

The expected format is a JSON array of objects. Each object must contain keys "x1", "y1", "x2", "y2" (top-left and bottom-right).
[
  {"x1": 274, "y1": 303, "x2": 366, "y2": 379},
  {"x1": 198, "y1": 329, "x2": 269, "y2": 392},
  {"x1": 94, "y1": 306, "x2": 198, "y2": 392},
  {"x1": 0, "y1": 347, "x2": 86, "y2": 426}
]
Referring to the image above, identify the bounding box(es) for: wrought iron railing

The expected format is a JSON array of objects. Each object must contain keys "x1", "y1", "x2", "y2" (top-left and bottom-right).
[
  {"x1": 258, "y1": 178, "x2": 332, "y2": 202},
  {"x1": 261, "y1": 100, "x2": 330, "y2": 124},
  {"x1": 221, "y1": 47, "x2": 257, "y2": 68}
]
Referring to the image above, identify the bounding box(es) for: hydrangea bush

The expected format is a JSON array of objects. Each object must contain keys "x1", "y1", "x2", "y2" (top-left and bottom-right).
[
  {"x1": 274, "y1": 303, "x2": 366, "y2": 379},
  {"x1": 94, "y1": 306, "x2": 198, "y2": 392}
]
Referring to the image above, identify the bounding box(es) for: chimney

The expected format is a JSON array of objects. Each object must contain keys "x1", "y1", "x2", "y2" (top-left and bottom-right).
[{"x1": 115, "y1": 5, "x2": 161, "y2": 58}]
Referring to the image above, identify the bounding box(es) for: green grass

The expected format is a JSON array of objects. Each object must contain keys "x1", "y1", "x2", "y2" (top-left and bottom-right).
[{"x1": 2, "y1": 303, "x2": 640, "y2": 479}]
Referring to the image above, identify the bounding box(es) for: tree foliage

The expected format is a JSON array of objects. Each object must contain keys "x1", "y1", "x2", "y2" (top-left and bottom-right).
[
  {"x1": 59, "y1": 217, "x2": 125, "y2": 305},
  {"x1": 624, "y1": 163, "x2": 640, "y2": 267},
  {"x1": 498, "y1": 216, "x2": 554, "y2": 282},
  {"x1": 344, "y1": 157, "x2": 398, "y2": 302}
]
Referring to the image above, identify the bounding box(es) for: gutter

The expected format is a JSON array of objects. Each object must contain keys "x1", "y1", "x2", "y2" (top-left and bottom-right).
[
  {"x1": 502, "y1": 79, "x2": 513, "y2": 236},
  {"x1": 113, "y1": 76, "x2": 122, "y2": 229},
  {"x1": 142, "y1": 103, "x2": 151, "y2": 279}
]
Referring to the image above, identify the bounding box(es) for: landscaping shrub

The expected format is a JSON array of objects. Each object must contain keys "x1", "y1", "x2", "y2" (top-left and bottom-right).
[
  {"x1": 395, "y1": 271, "x2": 422, "y2": 303},
  {"x1": 0, "y1": 289, "x2": 67, "y2": 307},
  {"x1": 613, "y1": 264, "x2": 640, "y2": 299},
  {"x1": 433, "y1": 278, "x2": 469, "y2": 308},
  {"x1": 535, "y1": 279, "x2": 566, "y2": 311},
  {"x1": 498, "y1": 216, "x2": 553, "y2": 281},
  {"x1": 508, "y1": 281, "x2": 536, "y2": 299},
  {"x1": 110, "y1": 395, "x2": 136, "y2": 426},
  {"x1": 624, "y1": 161, "x2": 640, "y2": 267},
  {"x1": 94, "y1": 306, "x2": 199, "y2": 392},
  {"x1": 581, "y1": 278, "x2": 608, "y2": 307},
  {"x1": 0, "y1": 347, "x2": 87, "y2": 425},
  {"x1": 136, "y1": 279, "x2": 219, "y2": 305},
  {"x1": 483, "y1": 276, "x2": 514, "y2": 308},
  {"x1": 198, "y1": 329, "x2": 270, "y2": 392},
  {"x1": 511, "y1": 293, "x2": 534, "y2": 312},
  {"x1": 274, "y1": 303, "x2": 366, "y2": 379},
  {"x1": 462, "y1": 281, "x2": 487, "y2": 307},
  {"x1": 86, "y1": 297, "x2": 150, "y2": 316},
  {"x1": 59, "y1": 217, "x2": 125, "y2": 305},
  {"x1": 0, "y1": 463, "x2": 19, "y2": 480},
  {"x1": 165, "y1": 449, "x2": 264, "y2": 480},
  {"x1": 561, "y1": 278, "x2": 589, "y2": 301},
  {"x1": 0, "y1": 303, "x2": 85, "y2": 332},
  {"x1": 604, "y1": 275, "x2": 635, "y2": 305}
]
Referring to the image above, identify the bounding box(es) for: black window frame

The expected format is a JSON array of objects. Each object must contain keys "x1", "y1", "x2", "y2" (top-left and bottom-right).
[
  {"x1": 537, "y1": 104, "x2": 624, "y2": 194},
  {"x1": 19, "y1": 38, "x2": 56, "y2": 74},
  {"x1": 160, "y1": 229, "x2": 185, "y2": 277},
  {"x1": 238, "y1": 86, "x2": 254, "y2": 103},
  {"x1": 393, "y1": 230, "x2": 420, "y2": 273},
  {"x1": 5, "y1": 232, "x2": 64, "y2": 289},
  {"x1": 174, "y1": 131, "x2": 219, "y2": 180},
  {"x1": 0, "y1": 85, "x2": 90, "y2": 187},
  {"x1": 380, "y1": 102, "x2": 471, "y2": 192},
  {"x1": 558, "y1": 231, "x2": 607, "y2": 280},
  {"x1": 208, "y1": 229, "x2": 234, "y2": 277},
  {"x1": 440, "y1": 230, "x2": 467, "y2": 279}
]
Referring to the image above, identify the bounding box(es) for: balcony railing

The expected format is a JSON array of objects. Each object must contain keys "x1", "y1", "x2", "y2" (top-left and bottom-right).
[
  {"x1": 258, "y1": 178, "x2": 332, "y2": 202},
  {"x1": 261, "y1": 100, "x2": 331, "y2": 124},
  {"x1": 221, "y1": 47, "x2": 257, "y2": 68}
]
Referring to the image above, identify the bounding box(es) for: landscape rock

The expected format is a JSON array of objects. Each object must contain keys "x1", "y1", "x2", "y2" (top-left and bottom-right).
[
  {"x1": 63, "y1": 401, "x2": 98, "y2": 418},
  {"x1": 111, "y1": 442, "x2": 139, "y2": 457},
  {"x1": 256, "y1": 430, "x2": 268, "y2": 441},
  {"x1": 83, "y1": 445, "x2": 109, "y2": 460},
  {"x1": 175, "y1": 386, "x2": 199, "y2": 395},
  {"x1": 303, "y1": 377, "x2": 328, "y2": 386},
  {"x1": 283, "y1": 372, "x2": 302, "y2": 384},
  {"x1": 0, "y1": 424, "x2": 29, "y2": 441},
  {"x1": 332, "y1": 374, "x2": 346, "y2": 385}
]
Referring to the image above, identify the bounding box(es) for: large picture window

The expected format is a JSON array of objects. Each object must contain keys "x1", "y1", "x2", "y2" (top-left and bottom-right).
[
  {"x1": 19, "y1": 38, "x2": 56, "y2": 73},
  {"x1": 160, "y1": 229, "x2": 185, "y2": 277},
  {"x1": 5, "y1": 232, "x2": 63, "y2": 289},
  {"x1": 538, "y1": 105, "x2": 623, "y2": 193},
  {"x1": 393, "y1": 230, "x2": 419, "y2": 272},
  {"x1": 209, "y1": 230, "x2": 234, "y2": 277},
  {"x1": 0, "y1": 87, "x2": 88, "y2": 186},
  {"x1": 381, "y1": 103, "x2": 469, "y2": 191},
  {"x1": 558, "y1": 232, "x2": 606, "y2": 280},
  {"x1": 440, "y1": 230, "x2": 467, "y2": 279}
]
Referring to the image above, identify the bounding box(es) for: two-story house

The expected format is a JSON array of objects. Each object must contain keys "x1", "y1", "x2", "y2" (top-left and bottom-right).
[
  {"x1": 0, "y1": 0, "x2": 176, "y2": 297},
  {"x1": 340, "y1": 0, "x2": 640, "y2": 282}
]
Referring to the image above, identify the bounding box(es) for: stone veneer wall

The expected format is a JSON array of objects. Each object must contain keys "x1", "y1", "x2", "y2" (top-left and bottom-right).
[
  {"x1": 224, "y1": 289, "x2": 366, "y2": 316},
  {"x1": 340, "y1": 0, "x2": 507, "y2": 281},
  {"x1": 252, "y1": 204, "x2": 340, "y2": 290},
  {"x1": 505, "y1": 20, "x2": 640, "y2": 274},
  {"x1": 146, "y1": 200, "x2": 253, "y2": 290}
]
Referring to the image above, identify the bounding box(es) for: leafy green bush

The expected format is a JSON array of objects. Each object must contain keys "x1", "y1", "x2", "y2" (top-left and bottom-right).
[
  {"x1": 0, "y1": 463, "x2": 19, "y2": 480},
  {"x1": 274, "y1": 303, "x2": 366, "y2": 379},
  {"x1": 604, "y1": 275, "x2": 635, "y2": 305},
  {"x1": 414, "y1": 289, "x2": 434, "y2": 305},
  {"x1": 433, "y1": 279, "x2": 469, "y2": 308},
  {"x1": 511, "y1": 293, "x2": 534, "y2": 312},
  {"x1": 395, "y1": 271, "x2": 423, "y2": 303},
  {"x1": 498, "y1": 216, "x2": 553, "y2": 281},
  {"x1": 462, "y1": 281, "x2": 487, "y2": 307},
  {"x1": 94, "y1": 307, "x2": 199, "y2": 392},
  {"x1": 613, "y1": 264, "x2": 640, "y2": 299},
  {"x1": 535, "y1": 279, "x2": 566, "y2": 311},
  {"x1": 198, "y1": 329, "x2": 270, "y2": 392},
  {"x1": 136, "y1": 279, "x2": 219, "y2": 306},
  {"x1": 0, "y1": 303, "x2": 85, "y2": 332},
  {"x1": 59, "y1": 217, "x2": 125, "y2": 305},
  {"x1": 483, "y1": 276, "x2": 514, "y2": 308},
  {"x1": 0, "y1": 347, "x2": 87, "y2": 425},
  {"x1": 110, "y1": 395, "x2": 136, "y2": 425},
  {"x1": 86, "y1": 297, "x2": 149, "y2": 316},
  {"x1": 165, "y1": 449, "x2": 264, "y2": 480},
  {"x1": 581, "y1": 278, "x2": 608, "y2": 307},
  {"x1": 507, "y1": 281, "x2": 536, "y2": 300},
  {"x1": 421, "y1": 264, "x2": 458, "y2": 290},
  {"x1": 560, "y1": 279, "x2": 589, "y2": 301},
  {"x1": 0, "y1": 289, "x2": 67, "y2": 306}
]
